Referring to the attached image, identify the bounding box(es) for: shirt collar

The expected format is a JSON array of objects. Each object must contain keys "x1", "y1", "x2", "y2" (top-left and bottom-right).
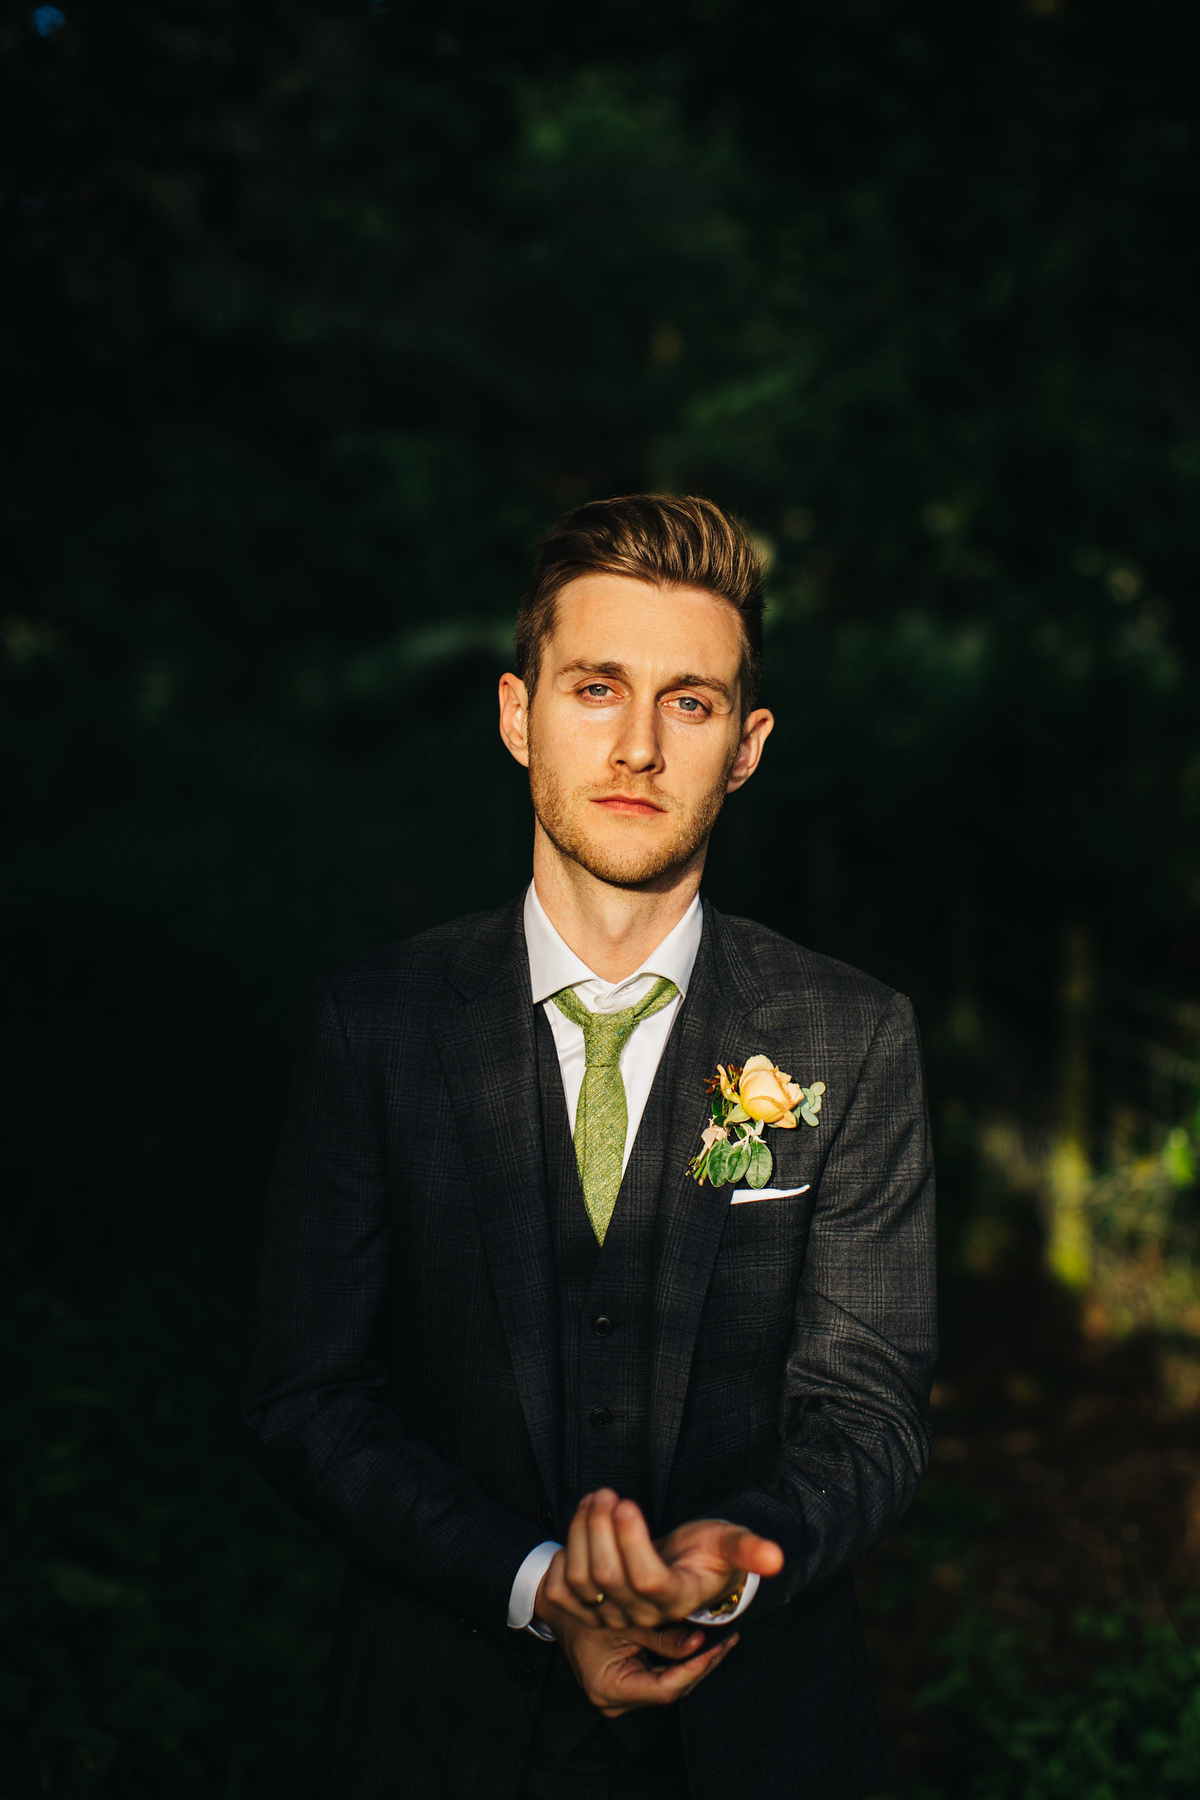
[{"x1": 524, "y1": 880, "x2": 703, "y2": 1007}]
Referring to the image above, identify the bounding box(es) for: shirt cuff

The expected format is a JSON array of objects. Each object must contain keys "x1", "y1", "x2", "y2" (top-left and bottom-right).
[
  {"x1": 508, "y1": 1540, "x2": 562, "y2": 1640},
  {"x1": 687, "y1": 1570, "x2": 760, "y2": 1625}
]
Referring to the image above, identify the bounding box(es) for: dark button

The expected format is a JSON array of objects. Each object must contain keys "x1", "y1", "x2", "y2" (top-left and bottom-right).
[
  {"x1": 536, "y1": 1503, "x2": 554, "y2": 1530},
  {"x1": 591, "y1": 1315, "x2": 614, "y2": 1338},
  {"x1": 511, "y1": 1661, "x2": 537, "y2": 1691},
  {"x1": 589, "y1": 1406, "x2": 613, "y2": 1429}
]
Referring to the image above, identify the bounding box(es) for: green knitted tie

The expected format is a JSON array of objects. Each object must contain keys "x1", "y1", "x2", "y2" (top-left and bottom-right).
[{"x1": 550, "y1": 975, "x2": 679, "y2": 1245}]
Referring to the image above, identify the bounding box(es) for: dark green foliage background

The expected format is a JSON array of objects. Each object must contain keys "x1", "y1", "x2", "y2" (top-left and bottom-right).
[{"x1": 4, "y1": 1, "x2": 1199, "y2": 1793}]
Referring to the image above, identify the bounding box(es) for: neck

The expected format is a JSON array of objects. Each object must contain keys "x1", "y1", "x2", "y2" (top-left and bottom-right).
[{"x1": 531, "y1": 825, "x2": 704, "y2": 982}]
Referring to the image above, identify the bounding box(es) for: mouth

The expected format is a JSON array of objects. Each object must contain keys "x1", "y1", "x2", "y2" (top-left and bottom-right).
[{"x1": 590, "y1": 795, "x2": 667, "y2": 818}]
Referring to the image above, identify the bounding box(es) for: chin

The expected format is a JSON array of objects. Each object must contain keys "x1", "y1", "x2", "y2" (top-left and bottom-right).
[
  {"x1": 529, "y1": 759, "x2": 724, "y2": 890},
  {"x1": 562, "y1": 830, "x2": 701, "y2": 890}
]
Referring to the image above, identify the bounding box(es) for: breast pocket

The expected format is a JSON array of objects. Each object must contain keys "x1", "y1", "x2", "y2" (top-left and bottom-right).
[
  {"x1": 729, "y1": 1184, "x2": 811, "y2": 1205},
  {"x1": 694, "y1": 1185, "x2": 818, "y2": 1363}
]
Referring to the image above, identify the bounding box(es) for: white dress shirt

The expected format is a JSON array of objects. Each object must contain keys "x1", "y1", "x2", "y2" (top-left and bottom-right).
[{"x1": 507, "y1": 881, "x2": 759, "y2": 1636}]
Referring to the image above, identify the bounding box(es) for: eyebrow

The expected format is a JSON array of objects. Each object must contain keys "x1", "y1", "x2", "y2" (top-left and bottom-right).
[{"x1": 556, "y1": 658, "x2": 734, "y2": 701}]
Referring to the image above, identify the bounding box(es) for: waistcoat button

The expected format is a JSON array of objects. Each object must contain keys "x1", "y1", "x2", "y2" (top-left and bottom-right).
[
  {"x1": 589, "y1": 1406, "x2": 613, "y2": 1429},
  {"x1": 537, "y1": 1503, "x2": 554, "y2": 1530},
  {"x1": 591, "y1": 1315, "x2": 614, "y2": 1337}
]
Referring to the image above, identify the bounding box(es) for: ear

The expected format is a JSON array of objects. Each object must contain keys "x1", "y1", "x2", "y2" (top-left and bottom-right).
[
  {"x1": 726, "y1": 707, "x2": 774, "y2": 794},
  {"x1": 498, "y1": 671, "x2": 531, "y2": 768}
]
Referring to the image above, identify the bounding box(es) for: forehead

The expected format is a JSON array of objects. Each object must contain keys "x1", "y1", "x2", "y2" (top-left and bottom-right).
[{"x1": 547, "y1": 574, "x2": 744, "y2": 673}]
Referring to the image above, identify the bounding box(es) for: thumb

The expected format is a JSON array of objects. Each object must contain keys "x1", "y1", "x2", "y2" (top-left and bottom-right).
[
  {"x1": 721, "y1": 1526, "x2": 784, "y2": 1578},
  {"x1": 639, "y1": 1623, "x2": 707, "y2": 1660}
]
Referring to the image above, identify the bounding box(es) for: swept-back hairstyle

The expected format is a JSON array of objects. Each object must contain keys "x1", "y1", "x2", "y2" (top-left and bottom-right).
[{"x1": 515, "y1": 494, "x2": 766, "y2": 715}]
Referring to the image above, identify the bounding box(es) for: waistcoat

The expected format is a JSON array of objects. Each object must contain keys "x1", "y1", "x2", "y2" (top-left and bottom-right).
[{"x1": 532, "y1": 1006, "x2": 683, "y2": 1760}]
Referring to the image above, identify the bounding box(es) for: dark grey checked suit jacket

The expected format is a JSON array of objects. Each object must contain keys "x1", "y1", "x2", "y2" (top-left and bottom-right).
[{"x1": 243, "y1": 895, "x2": 937, "y2": 1799}]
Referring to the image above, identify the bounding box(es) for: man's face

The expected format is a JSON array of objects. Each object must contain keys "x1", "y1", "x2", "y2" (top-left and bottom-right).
[{"x1": 499, "y1": 574, "x2": 773, "y2": 891}]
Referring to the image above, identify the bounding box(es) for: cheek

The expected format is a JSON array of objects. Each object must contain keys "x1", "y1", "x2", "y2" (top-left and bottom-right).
[
  {"x1": 559, "y1": 722, "x2": 618, "y2": 783},
  {"x1": 530, "y1": 711, "x2": 587, "y2": 770},
  {"x1": 528, "y1": 720, "x2": 610, "y2": 807},
  {"x1": 666, "y1": 729, "x2": 740, "y2": 798}
]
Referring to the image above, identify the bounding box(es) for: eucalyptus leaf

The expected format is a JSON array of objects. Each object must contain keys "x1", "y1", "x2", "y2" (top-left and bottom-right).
[
  {"x1": 727, "y1": 1140, "x2": 752, "y2": 1184},
  {"x1": 706, "y1": 1139, "x2": 732, "y2": 1186},
  {"x1": 747, "y1": 1139, "x2": 773, "y2": 1188}
]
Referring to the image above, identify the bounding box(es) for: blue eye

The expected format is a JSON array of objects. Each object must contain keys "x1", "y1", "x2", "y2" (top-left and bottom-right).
[
  {"x1": 677, "y1": 697, "x2": 701, "y2": 712},
  {"x1": 584, "y1": 684, "x2": 610, "y2": 697}
]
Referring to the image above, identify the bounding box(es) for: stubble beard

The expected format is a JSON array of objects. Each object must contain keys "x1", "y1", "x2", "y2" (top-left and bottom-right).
[{"x1": 527, "y1": 745, "x2": 736, "y2": 892}]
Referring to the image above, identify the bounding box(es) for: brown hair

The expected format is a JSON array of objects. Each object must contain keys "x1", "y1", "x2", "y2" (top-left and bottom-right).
[{"x1": 515, "y1": 493, "x2": 766, "y2": 714}]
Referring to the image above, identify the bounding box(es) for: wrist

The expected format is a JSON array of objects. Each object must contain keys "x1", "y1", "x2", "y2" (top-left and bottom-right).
[
  {"x1": 533, "y1": 1549, "x2": 564, "y2": 1626},
  {"x1": 686, "y1": 1569, "x2": 759, "y2": 1626},
  {"x1": 705, "y1": 1575, "x2": 746, "y2": 1618}
]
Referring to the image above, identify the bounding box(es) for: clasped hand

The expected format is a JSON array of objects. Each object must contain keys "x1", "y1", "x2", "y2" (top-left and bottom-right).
[{"x1": 533, "y1": 1488, "x2": 783, "y2": 1717}]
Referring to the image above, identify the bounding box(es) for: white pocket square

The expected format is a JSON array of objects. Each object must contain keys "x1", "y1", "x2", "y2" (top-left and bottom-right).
[{"x1": 730, "y1": 1184, "x2": 811, "y2": 1205}]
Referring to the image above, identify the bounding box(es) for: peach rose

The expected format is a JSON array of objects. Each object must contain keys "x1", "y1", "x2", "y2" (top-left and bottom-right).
[{"x1": 736, "y1": 1053, "x2": 802, "y2": 1128}]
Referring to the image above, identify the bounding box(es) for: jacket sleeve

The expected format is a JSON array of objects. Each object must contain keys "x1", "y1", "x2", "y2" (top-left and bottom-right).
[
  {"x1": 241, "y1": 977, "x2": 545, "y2": 1630},
  {"x1": 701, "y1": 990, "x2": 937, "y2": 1625}
]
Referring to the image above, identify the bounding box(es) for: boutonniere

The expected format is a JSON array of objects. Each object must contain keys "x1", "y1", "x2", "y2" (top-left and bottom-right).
[{"x1": 687, "y1": 1055, "x2": 826, "y2": 1189}]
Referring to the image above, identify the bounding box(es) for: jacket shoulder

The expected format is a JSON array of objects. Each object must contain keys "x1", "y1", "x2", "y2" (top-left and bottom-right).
[
  {"x1": 319, "y1": 897, "x2": 522, "y2": 1017},
  {"x1": 714, "y1": 910, "x2": 901, "y2": 1022}
]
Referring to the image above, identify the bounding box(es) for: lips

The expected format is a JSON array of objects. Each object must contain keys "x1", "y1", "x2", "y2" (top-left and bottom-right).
[{"x1": 591, "y1": 795, "x2": 666, "y2": 817}]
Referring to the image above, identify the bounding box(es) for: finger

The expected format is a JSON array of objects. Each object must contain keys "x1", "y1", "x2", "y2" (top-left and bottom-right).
[
  {"x1": 606, "y1": 1633, "x2": 738, "y2": 1712},
  {"x1": 585, "y1": 1489, "x2": 631, "y2": 1605},
  {"x1": 720, "y1": 1526, "x2": 784, "y2": 1578},
  {"x1": 652, "y1": 1632, "x2": 739, "y2": 1700},
  {"x1": 637, "y1": 1624, "x2": 705, "y2": 1660},
  {"x1": 613, "y1": 1501, "x2": 677, "y2": 1611},
  {"x1": 543, "y1": 1543, "x2": 607, "y2": 1628},
  {"x1": 564, "y1": 1492, "x2": 598, "y2": 1603}
]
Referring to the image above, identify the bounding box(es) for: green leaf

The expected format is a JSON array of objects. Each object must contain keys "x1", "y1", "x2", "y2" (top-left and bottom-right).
[
  {"x1": 726, "y1": 1139, "x2": 752, "y2": 1183},
  {"x1": 706, "y1": 1139, "x2": 732, "y2": 1186},
  {"x1": 747, "y1": 1139, "x2": 773, "y2": 1188}
]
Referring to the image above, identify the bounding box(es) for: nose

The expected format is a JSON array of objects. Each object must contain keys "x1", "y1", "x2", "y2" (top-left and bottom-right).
[{"x1": 610, "y1": 694, "x2": 664, "y2": 777}]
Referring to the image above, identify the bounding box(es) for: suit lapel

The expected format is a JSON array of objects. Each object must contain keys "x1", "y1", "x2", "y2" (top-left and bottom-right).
[
  {"x1": 429, "y1": 902, "x2": 562, "y2": 1516},
  {"x1": 649, "y1": 904, "x2": 767, "y2": 1519}
]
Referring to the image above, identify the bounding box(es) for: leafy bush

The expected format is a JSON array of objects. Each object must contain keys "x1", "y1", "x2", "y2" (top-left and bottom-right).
[{"x1": 884, "y1": 1607, "x2": 1200, "y2": 1799}]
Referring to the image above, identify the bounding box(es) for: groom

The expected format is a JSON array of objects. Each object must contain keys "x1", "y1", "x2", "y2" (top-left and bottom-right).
[{"x1": 243, "y1": 494, "x2": 937, "y2": 1799}]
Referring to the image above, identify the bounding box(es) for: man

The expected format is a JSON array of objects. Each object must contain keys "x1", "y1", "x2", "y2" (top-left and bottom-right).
[{"x1": 243, "y1": 494, "x2": 936, "y2": 1799}]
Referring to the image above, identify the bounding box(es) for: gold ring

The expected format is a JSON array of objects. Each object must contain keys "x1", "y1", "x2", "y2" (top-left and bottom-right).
[{"x1": 590, "y1": 1591, "x2": 606, "y2": 1607}]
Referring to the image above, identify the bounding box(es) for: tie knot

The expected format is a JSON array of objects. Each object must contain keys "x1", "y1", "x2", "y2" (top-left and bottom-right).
[{"x1": 550, "y1": 975, "x2": 679, "y2": 1067}]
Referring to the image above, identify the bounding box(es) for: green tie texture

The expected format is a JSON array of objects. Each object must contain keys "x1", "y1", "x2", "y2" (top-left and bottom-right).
[{"x1": 551, "y1": 976, "x2": 679, "y2": 1245}]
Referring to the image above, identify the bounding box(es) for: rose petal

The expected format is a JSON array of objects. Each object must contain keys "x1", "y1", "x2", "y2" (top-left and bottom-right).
[{"x1": 740, "y1": 1077, "x2": 787, "y2": 1121}]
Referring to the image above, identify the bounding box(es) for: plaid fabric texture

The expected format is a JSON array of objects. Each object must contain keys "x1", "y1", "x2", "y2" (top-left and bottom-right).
[{"x1": 243, "y1": 895, "x2": 937, "y2": 1800}]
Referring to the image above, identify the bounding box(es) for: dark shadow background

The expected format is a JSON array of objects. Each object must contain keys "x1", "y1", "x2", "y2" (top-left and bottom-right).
[{"x1": 5, "y1": 2, "x2": 1200, "y2": 1794}]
